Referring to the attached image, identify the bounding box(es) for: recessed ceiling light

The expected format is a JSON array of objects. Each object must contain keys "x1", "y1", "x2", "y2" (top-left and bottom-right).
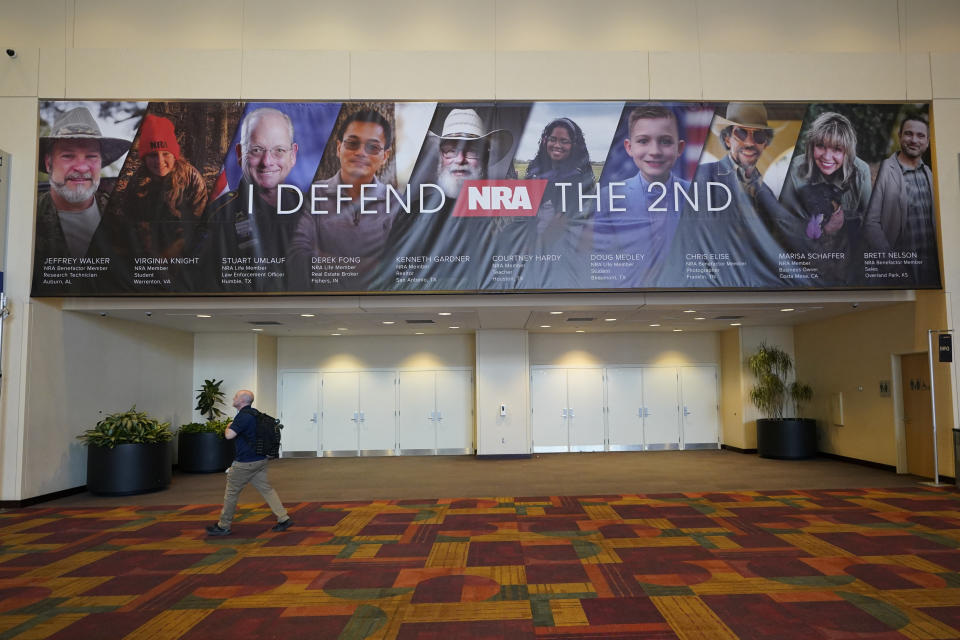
[
  {"x1": 300, "y1": 313, "x2": 315, "y2": 317},
  {"x1": 382, "y1": 321, "x2": 395, "y2": 325},
  {"x1": 415, "y1": 332, "x2": 425, "y2": 335},
  {"x1": 673, "y1": 328, "x2": 683, "y2": 332},
  {"x1": 449, "y1": 326, "x2": 460, "y2": 329},
  {"x1": 438, "y1": 312, "x2": 452, "y2": 316},
  {"x1": 337, "y1": 327, "x2": 348, "y2": 331},
  {"x1": 604, "y1": 318, "x2": 616, "y2": 322},
  {"x1": 575, "y1": 329, "x2": 585, "y2": 333},
  {"x1": 683, "y1": 309, "x2": 696, "y2": 313},
  {"x1": 252, "y1": 328, "x2": 263, "y2": 332},
  {"x1": 694, "y1": 317, "x2": 706, "y2": 320},
  {"x1": 780, "y1": 308, "x2": 795, "y2": 312},
  {"x1": 540, "y1": 325, "x2": 551, "y2": 328},
  {"x1": 331, "y1": 333, "x2": 341, "y2": 336},
  {"x1": 196, "y1": 314, "x2": 211, "y2": 318},
  {"x1": 550, "y1": 311, "x2": 563, "y2": 315},
  {"x1": 730, "y1": 322, "x2": 742, "y2": 326},
  {"x1": 649, "y1": 323, "x2": 661, "y2": 327}
]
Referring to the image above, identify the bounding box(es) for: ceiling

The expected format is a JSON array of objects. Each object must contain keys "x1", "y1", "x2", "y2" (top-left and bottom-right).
[{"x1": 60, "y1": 290, "x2": 916, "y2": 337}]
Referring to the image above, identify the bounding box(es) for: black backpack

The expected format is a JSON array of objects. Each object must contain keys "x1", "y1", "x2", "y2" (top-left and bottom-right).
[{"x1": 240, "y1": 407, "x2": 283, "y2": 459}]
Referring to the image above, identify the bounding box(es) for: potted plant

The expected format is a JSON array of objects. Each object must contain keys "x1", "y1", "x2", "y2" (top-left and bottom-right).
[
  {"x1": 78, "y1": 406, "x2": 173, "y2": 495},
  {"x1": 195, "y1": 378, "x2": 227, "y2": 421},
  {"x1": 178, "y1": 379, "x2": 233, "y2": 473},
  {"x1": 747, "y1": 343, "x2": 816, "y2": 459},
  {"x1": 178, "y1": 418, "x2": 234, "y2": 473}
]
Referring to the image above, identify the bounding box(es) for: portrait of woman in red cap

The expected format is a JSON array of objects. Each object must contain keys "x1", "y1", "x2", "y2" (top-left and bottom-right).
[{"x1": 122, "y1": 113, "x2": 207, "y2": 259}]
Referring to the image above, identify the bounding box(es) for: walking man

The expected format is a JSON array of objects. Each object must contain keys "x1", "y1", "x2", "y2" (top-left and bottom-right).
[{"x1": 206, "y1": 389, "x2": 293, "y2": 536}]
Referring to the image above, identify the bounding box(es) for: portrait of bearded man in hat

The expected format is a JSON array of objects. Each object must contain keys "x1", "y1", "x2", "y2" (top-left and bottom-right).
[
  {"x1": 32, "y1": 104, "x2": 135, "y2": 295},
  {"x1": 376, "y1": 104, "x2": 532, "y2": 292}
]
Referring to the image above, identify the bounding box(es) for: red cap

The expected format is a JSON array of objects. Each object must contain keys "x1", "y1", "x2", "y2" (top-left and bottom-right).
[{"x1": 138, "y1": 114, "x2": 181, "y2": 160}]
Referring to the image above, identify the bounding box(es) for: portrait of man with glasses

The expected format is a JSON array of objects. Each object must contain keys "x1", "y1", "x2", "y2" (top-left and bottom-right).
[
  {"x1": 377, "y1": 105, "x2": 535, "y2": 291},
  {"x1": 202, "y1": 106, "x2": 301, "y2": 289},
  {"x1": 289, "y1": 107, "x2": 396, "y2": 290}
]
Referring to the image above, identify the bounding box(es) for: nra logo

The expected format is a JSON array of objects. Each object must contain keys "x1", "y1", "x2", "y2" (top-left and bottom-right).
[{"x1": 451, "y1": 180, "x2": 547, "y2": 217}]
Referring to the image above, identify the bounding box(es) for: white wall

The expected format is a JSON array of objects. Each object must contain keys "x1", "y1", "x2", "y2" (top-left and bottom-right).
[
  {"x1": 530, "y1": 332, "x2": 719, "y2": 368},
  {"x1": 279, "y1": 334, "x2": 474, "y2": 372},
  {"x1": 256, "y1": 335, "x2": 278, "y2": 416},
  {"x1": 192, "y1": 333, "x2": 258, "y2": 421},
  {"x1": 475, "y1": 330, "x2": 529, "y2": 455},
  {"x1": 22, "y1": 303, "x2": 192, "y2": 498}
]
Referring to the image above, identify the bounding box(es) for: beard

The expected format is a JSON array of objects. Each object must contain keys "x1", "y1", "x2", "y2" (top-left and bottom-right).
[
  {"x1": 51, "y1": 172, "x2": 100, "y2": 204},
  {"x1": 436, "y1": 159, "x2": 483, "y2": 199}
]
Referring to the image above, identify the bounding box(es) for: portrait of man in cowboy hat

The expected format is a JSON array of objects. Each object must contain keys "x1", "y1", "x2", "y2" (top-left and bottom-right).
[
  {"x1": 655, "y1": 101, "x2": 797, "y2": 289},
  {"x1": 32, "y1": 105, "x2": 134, "y2": 294},
  {"x1": 35, "y1": 106, "x2": 131, "y2": 259},
  {"x1": 377, "y1": 105, "x2": 533, "y2": 291},
  {"x1": 430, "y1": 108, "x2": 514, "y2": 202}
]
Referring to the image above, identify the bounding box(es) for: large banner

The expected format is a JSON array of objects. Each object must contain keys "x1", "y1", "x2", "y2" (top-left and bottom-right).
[{"x1": 31, "y1": 100, "x2": 940, "y2": 296}]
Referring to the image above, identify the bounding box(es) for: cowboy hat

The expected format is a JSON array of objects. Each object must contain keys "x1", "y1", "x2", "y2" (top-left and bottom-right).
[
  {"x1": 710, "y1": 101, "x2": 784, "y2": 138},
  {"x1": 428, "y1": 108, "x2": 514, "y2": 163},
  {"x1": 39, "y1": 106, "x2": 131, "y2": 172}
]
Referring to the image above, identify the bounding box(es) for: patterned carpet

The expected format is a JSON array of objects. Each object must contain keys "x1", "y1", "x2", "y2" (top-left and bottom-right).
[{"x1": 1, "y1": 487, "x2": 960, "y2": 639}]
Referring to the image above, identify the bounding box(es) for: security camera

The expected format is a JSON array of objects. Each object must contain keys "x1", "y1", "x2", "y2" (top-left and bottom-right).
[
  {"x1": 145, "y1": 311, "x2": 152, "y2": 317},
  {"x1": 99, "y1": 312, "x2": 107, "y2": 317},
  {"x1": 5, "y1": 49, "x2": 16, "y2": 59},
  {"x1": 851, "y1": 303, "x2": 859, "y2": 309}
]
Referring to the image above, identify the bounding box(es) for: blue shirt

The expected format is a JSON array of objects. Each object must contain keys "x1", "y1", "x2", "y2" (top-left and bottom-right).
[{"x1": 231, "y1": 408, "x2": 265, "y2": 462}]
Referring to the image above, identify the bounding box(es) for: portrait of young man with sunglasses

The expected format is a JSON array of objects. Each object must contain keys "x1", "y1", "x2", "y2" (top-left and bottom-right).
[
  {"x1": 656, "y1": 101, "x2": 797, "y2": 288},
  {"x1": 288, "y1": 108, "x2": 396, "y2": 290}
]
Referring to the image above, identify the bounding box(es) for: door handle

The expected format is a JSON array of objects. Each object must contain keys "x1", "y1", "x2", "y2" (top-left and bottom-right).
[
  {"x1": 683, "y1": 406, "x2": 691, "y2": 416},
  {"x1": 310, "y1": 412, "x2": 318, "y2": 423},
  {"x1": 637, "y1": 407, "x2": 643, "y2": 418},
  {"x1": 351, "y1": 411, "x2": 359, "y2": 423},
  {"x1": 436, "y1": 411, "x2": 443, "y2": 422},
  {"x1": 561, "y1": 408, "x2": 568, "y2": 418},
  {"x1": 359, "y1": 411, "x2": 365, "y2": 422},
  {"x1": 568, "y1": 408, "x2": 575, "y2": 419}
]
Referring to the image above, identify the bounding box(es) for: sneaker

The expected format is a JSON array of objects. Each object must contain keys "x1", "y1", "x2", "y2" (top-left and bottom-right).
[
  {"x1": 206, "y1": 523, "x2": 231, "y2": 536},
  {"x1": 271, "y1": 518, "x2": 293, "y2": 532}
]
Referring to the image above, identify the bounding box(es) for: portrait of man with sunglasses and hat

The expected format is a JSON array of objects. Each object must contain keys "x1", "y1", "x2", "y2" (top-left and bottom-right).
[
  {"x1": 289, "y1": 108, "x2": 396, "y2": 290},
  {"x1": 33, "y1": 105, "x2": 132, "y2": 293},
  {"x1": 656, "y1": 101, "x2": 795, "y2": 288}
]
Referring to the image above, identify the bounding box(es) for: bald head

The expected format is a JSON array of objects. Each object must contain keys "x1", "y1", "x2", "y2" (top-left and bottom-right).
[{"x1": 232, "y1": 390, "x2": 254, "y2": 409}]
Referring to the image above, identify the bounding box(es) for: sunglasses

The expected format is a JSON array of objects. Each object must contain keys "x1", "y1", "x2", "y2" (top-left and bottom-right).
[
  {"x1": 341, "y1": 138, "x2": 385, "y2": 155},
  {"x1": 731, "y1": 127, "x2": 772, "y2": 145}
]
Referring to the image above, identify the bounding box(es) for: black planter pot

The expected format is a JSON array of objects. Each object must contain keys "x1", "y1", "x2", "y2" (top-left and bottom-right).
[
  {"x1": 757, "y1": 418, "x2": 817, "y2": 459},
  {"x1": 86, "y1": 442, "x2": 173, "y2": 496},
  {"x1": 178, "y1": 432, "x2": 234, "y2": 473}
]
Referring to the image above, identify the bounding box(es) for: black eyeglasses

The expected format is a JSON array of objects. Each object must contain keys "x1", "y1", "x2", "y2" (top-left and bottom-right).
[
  {"x1": 731, "y1": 127, "x2": 772, "y2": 145},
  {"x1": 341, "y1": 138, "x2": 385, "y2": 155}
]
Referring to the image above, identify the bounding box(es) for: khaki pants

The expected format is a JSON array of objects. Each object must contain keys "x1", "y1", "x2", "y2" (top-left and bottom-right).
[{"x1": 217, "y1": 459, "x2": 288, "y2": 529}]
